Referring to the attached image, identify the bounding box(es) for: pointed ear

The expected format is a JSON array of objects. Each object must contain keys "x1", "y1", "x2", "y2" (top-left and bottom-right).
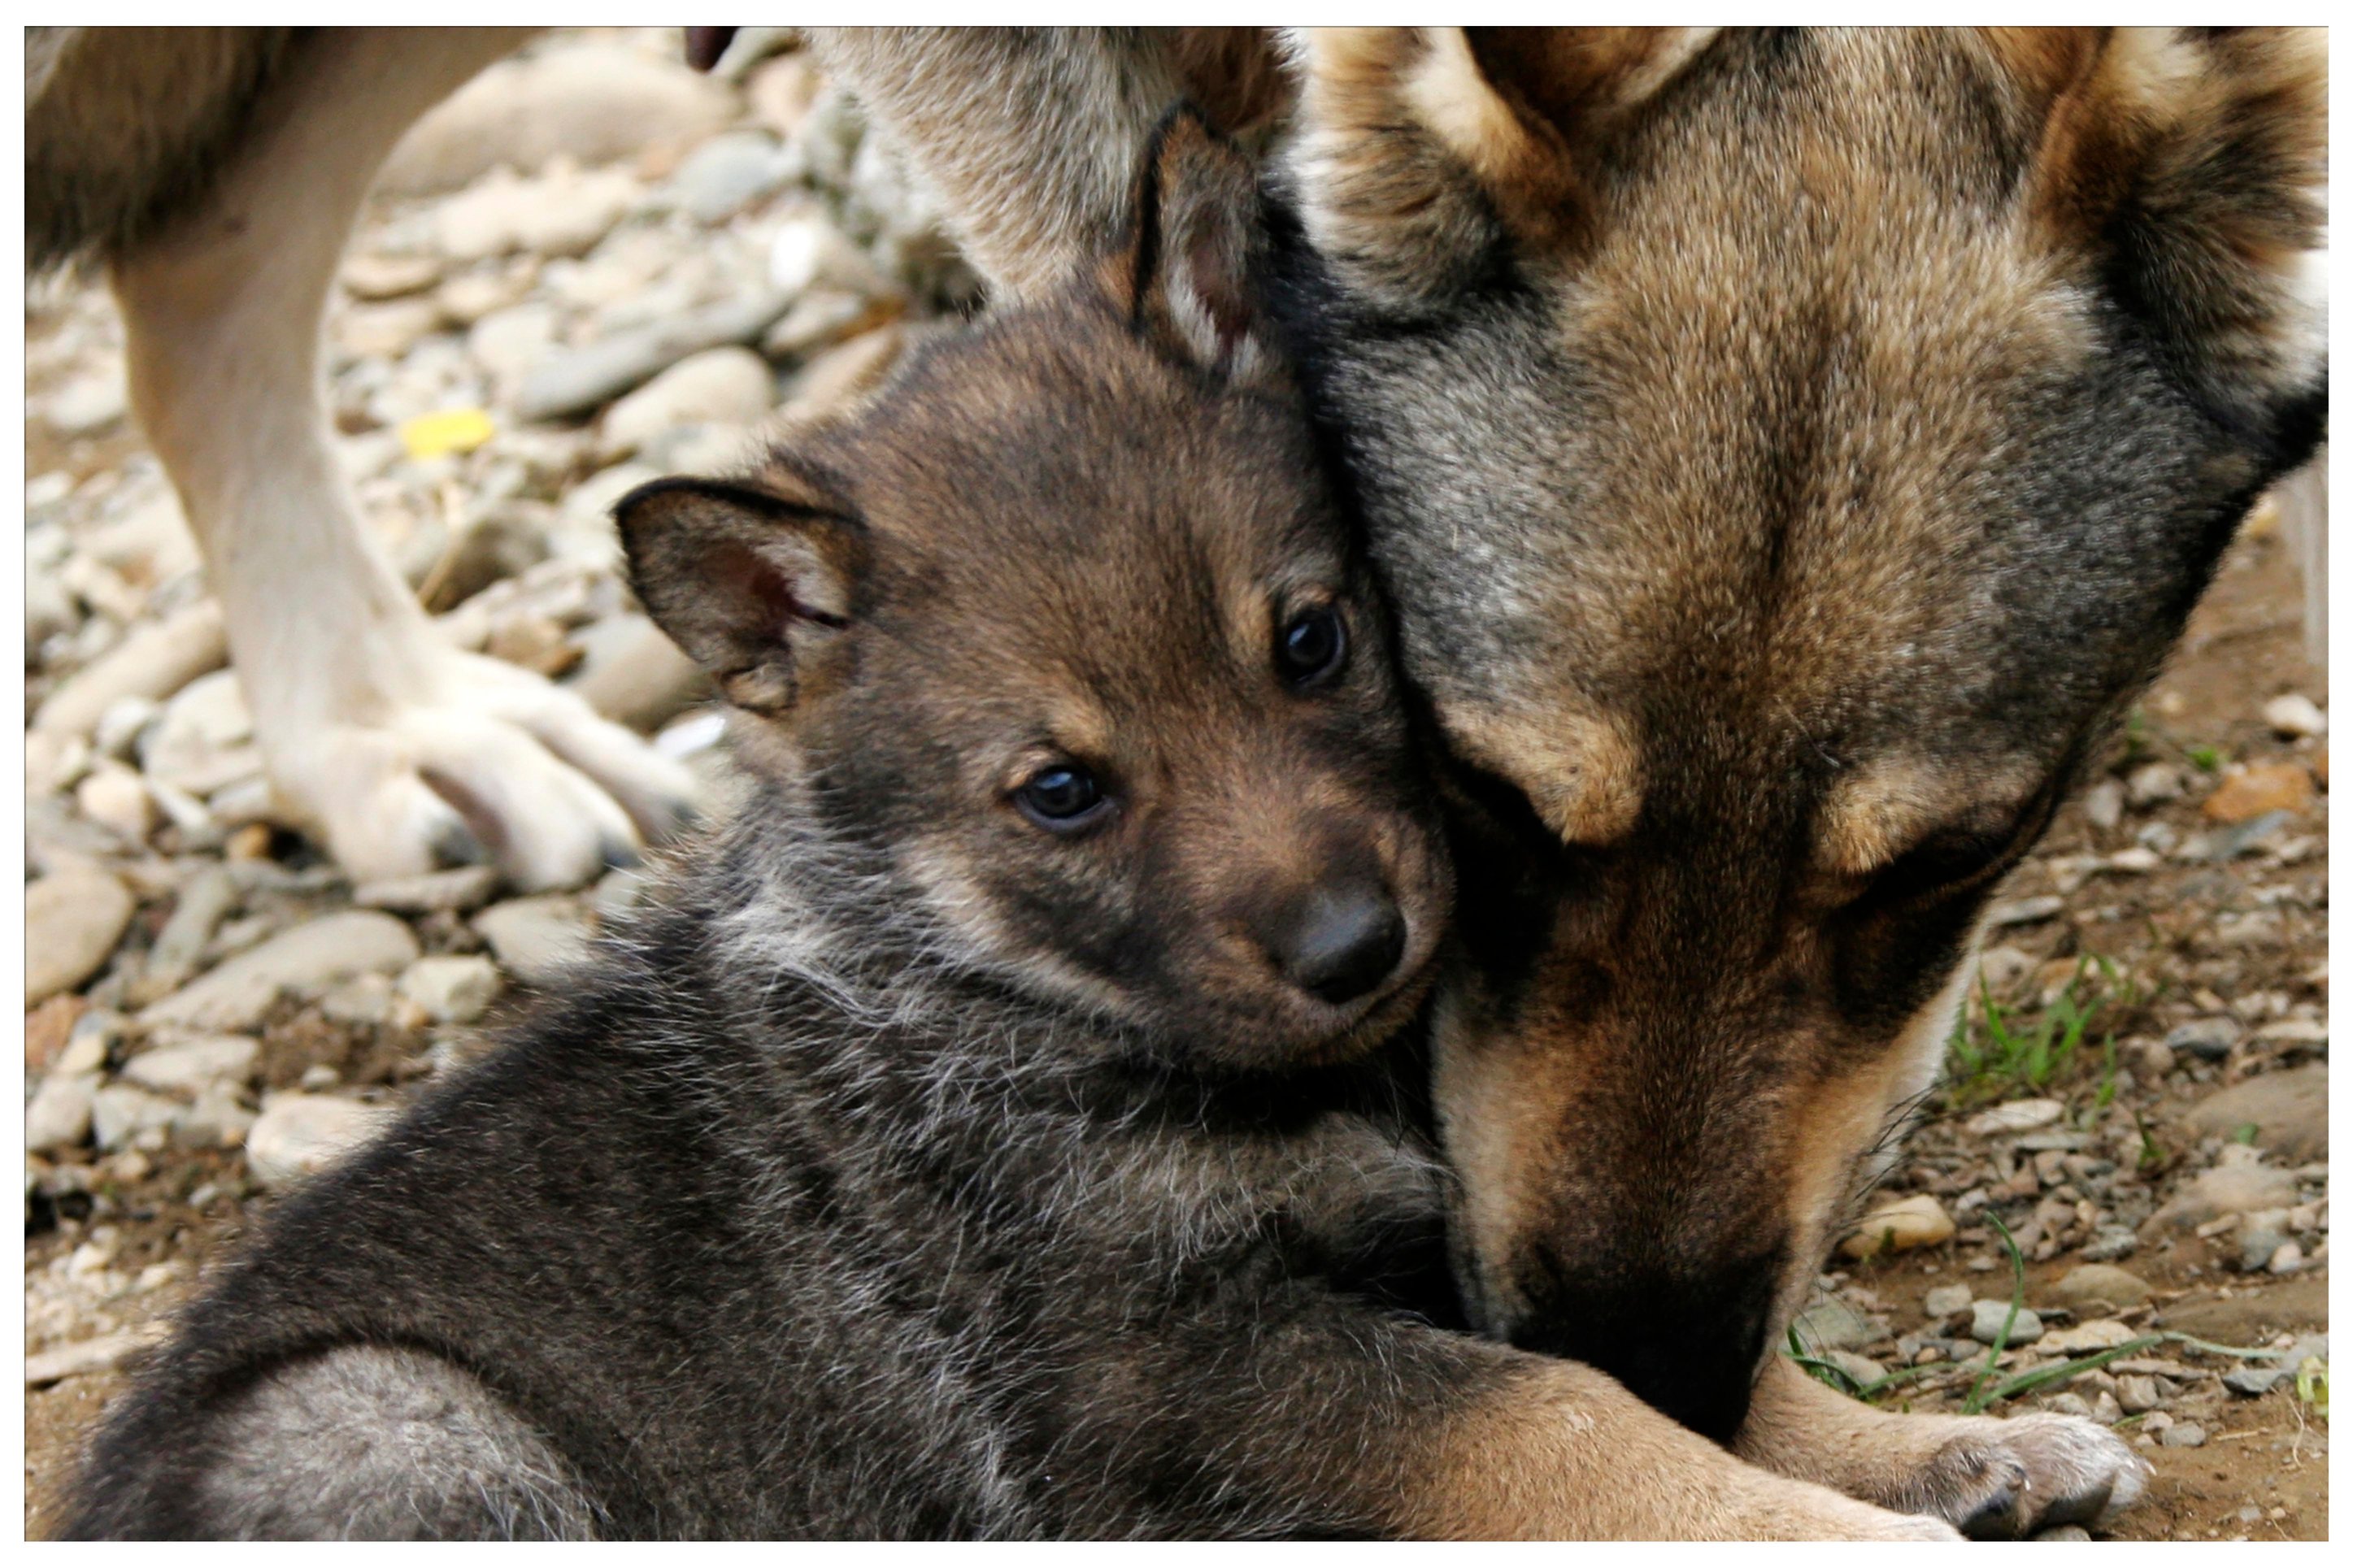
[
  {"x1": 1281, "y1": 26, "x2": 1717, "y2": 311},
  {"x1": 1111, "y1": 104, "x2": 1277, "y2": 385},
  {"x1": 615, "y1": 472, "x2": 870, "y2": 719},
  {"x1": 2003, "y1": 27, "x2": 2326, "y2": 451}
]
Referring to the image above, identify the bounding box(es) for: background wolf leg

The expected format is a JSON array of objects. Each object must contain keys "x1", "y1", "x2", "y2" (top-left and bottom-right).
[{"x1": 104, "y1": 27, "x2": 698, "y2": 889}]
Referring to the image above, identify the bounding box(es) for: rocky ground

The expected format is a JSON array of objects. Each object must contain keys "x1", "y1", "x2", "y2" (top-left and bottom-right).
[{"x1": 21, "y1": 28, "x2": 2329, "y2": 1541}]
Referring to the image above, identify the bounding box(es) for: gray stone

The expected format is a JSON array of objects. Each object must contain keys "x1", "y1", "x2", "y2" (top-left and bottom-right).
[
  {"x1": 25, "y1": 867, "x2": 137, "y2": 1005},
  {"x1": 122, "y1": 1035, "x2": 260, "y2": 1095},
  {"x1": 2165, "y1": 1017, "x2": 2242, "y2": 1061},
  {"x1": 76, "y1": 762, "x2": 157, "y2": 844},
  {"x1": 761, "y1": 288, "x2": 885, "y2": 361},
  {"x1": 473, "y1": 895, "x2": 594, "y2": 987},
  {"x1": 381, "y1": 42, "x2": 733, "y2": 195},
  {"x1": 2159, "y1": 1422, "x2": 2207, "y2": 1449},
  {"x1": 173, "y1": 1083, "x2": 257, "y2": 1149},
  {"x1": 44, "y1": 365, "x2": 128, "y2": 437},
  {"x1": 25, "y1": 1328, "x2": 158, "y2": 1388},
  {"x1": 398, "y1": 954, "x2": 504, "y2": 1025},
  {"x1": 2039, "y1": 1391, "x2": 2096, "y2": 1420},
  {"x1": 2142, "y1": 1163, "x2": 2300, "y2": 1236},
  {"x1": 57, "y1": 1010, "x2": 121, "y2": 1077},
  {"x1": 2042, "y1": 1263, "x2": 2153, "y2": 1314},
  {"x1": 1965, "y1": 1097, "x2": 2064, "y2": 1136},
  {"x1": 24, "y1": 1071, "x2": 98, "y2": 1153},
  {"x1": 2081, "y1": 1227, "x2": 2140, "y2": 1262},
  {"x1": 1923, "y1": 1284, "x2": 1974, "y2": 1319},
  {"x1": 2125, "y1": 762, "x2": 2185, "y2": 807},
  {"x1": 2238, "y1": 1227, "x2": 2288, "y2": 1273},
  {"x1": 1985, "y1": 895, "x2": 2064, "y2": 928},
  {"x1": 2261, "y1": 693, "x2": 2326, "y2": 738},
  {"x1": 663, "y1": 131, "x2": 792, "y2": 223},
  {"x1": 320, "y1": 973, "x2": 400, "y2": 1027},
  {"x1": 515, "y1": 290, "x2": 793, "y2": 423},
  {"x1": 435, "y1": 163, "x2": 639, "y2": 263},
  {"x1": 2081, "y1": 779, "x2": 2125, "y2": 832},
  {"x1": 2036, "y1": 1525, "x2": 2093, "y2": 1543},
  {"x1": 2183, "y1": 1066, "x2": 2327, "y2": 1162},
  {"x1": 245, "y1": 1095, "x2": 394, "y2": 1189},
  {"x1": 601, "y1": 347, "x2": 774, "y2": 456},
  {"x1": 354, "y1": 865, "x2": 503, "y2": 914},
  {"x1": 1828, "y1": 1351, "x2": 1886, "y2": 1387},
  {"x1": 2117, "y1": 1375, "x2": 2162, "y2": 1414},
  {"x1": 140, "y1": 863, "x2": 241, "y2": 1000},
  {"x1": 1969, "y1": 1300, "x2": 2043, "y2": 1346},
  {"x1": 565, "y1": 614, "x2": 708, "y2": 732},
  {"x1": 29, "y1": 600, "x2": 227, "y2": 738},
  {"x1": 90, "y1": 1084, "x2": 181, "y2": 1152},
  {"x1": 142, "y1": 910, "x2": 422, "y2": 1033},
  {"x1": 1791, "y1": 1300, "x2": 1877, "y2": 1354}
]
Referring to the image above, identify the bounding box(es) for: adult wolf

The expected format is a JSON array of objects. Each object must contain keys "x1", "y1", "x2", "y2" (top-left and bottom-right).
[{"x1": 814, "y1": 24, "x2": 2325, "y2": 1535}]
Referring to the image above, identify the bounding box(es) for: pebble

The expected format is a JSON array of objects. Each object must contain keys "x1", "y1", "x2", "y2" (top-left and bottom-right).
[
  {"x1": 2159, "y1": 1422, "x2": 2207, "y2": 1449},
  {"x1": 176, "y1": 1083, "x2": 258, "y2": 1148},
  {"x1": 121, "y1": 1035, "x2": 260, "y2": 1095},
  {"x1": 244, "y1": 1095, "x2": 395, "y2": 1189},
  {"x1": 75, "y1": 762, "x2": 156, "y2": 843},
  {"x1": 2117, "y1": 1375, "x2": 2162, "y2": 1414},
  {"x1": 1968, "y1": 1300, "x2": 2043, "y2": 1345},
  {"x1": 2125, "y1": 762, "x2": 2186, "y2": 806},
  {"x1": 1923, "y1": 1284, "x2": 1974, "y2": 1319},
  {"x1": 90, "y1": 1084, "x2": 182, "y2": 1152},
  {"x1": 2039, "y1": 1318, "x2": 2138, "y2": 1354},
  {"x1": 781, "y1": 324, "x2": 905, "y2": 419},
  {"x1": 2266, "y1": 1240, "x2": 2304, "y2": 1274},
  {"x1": 601, "y1": 345, "x2": 775, "y2": 456},
  {"x1": 1790, "y1": 1300, "x2": 1877, "y2": 1353},
  {"x1": 141, "y1": 910, "x2": 423, "y2": 1033},
  {"x1": 336, "y1": 297, "x2": 443, "y2": 360},
  {"x1": 341, "y1": 252, "x2": 444, "y2": 301},
  {"x1": 2165, "y1": 1016, "x2": 2242, "y2": 1061},
  {"x1": 29, "y1": 599, "x2": 228, "y2": 738},
  {"x1": 2261, "y1": 693, "x2": 2325, "y2": 738},
  {"x1": 1838, "y1": 1193, "x2": 1955, "y2": 1259},
  {"x1": 398, "y1": 954, "x2": 505, "y2": 1025},
  {"x1": 43, "y1": 366, "x2": 128, "y2": 436},
  {"x1": 1984, "y1": 895, "x2": 2064, "y2": 928},
  {"x1": 514, "y1": 289, "x2": 792, "y2": 422},
  {"x1": 24, "y1": 1071, "x2": 100, "y2": 1153},
  {"x1": 762, "y1": 287, "x2": 892, "y2": 361},
  {"x1": 24, "y1": 1327, "x2": 163, "y2": 1388},
  {"x1": 381, "y1": 41, "x2": 733, "y2": 195},
  {"x1": 1827, "y1": 1351, "x2": 1886, "y2": 1386},
  {"x1": 565, "y1": 614, "x2": 709, "y2": 732},
  {"x1": 2081, "y1": 778, "x2": 2125, "y2": 831},
  {"x1": 662, "y1": 130, "x2": 793, "y2": 223},
  {"x1": 2036, "y1": 1525, "x2": 2093, "y2": 1543},
  {"x1": 24, "y1": 867, "x2": 137, "y2": 1005},
  {"x1": 437, "y1": 163, "x2": 640, "y2": 263},
  {"x1": 472, "y1": 895, "x2": 594, "y2": 987},
  {"x1": 2182, "y1": 1066, "x2": 2328, "y2": 1163},
  {"x1": 767, "y1": 213, "x2": 885, "y2": 298},
  {"x1": 2202, "y1": 761, "x2": 2314, "y2": 823},
  {"x1": 1964, "y1": 1098, "x2": 2064, "y2": 1136},
  {"x1": 353, "y1": 865, "x2": 503, "y2": 914},
  {"x1": 2142, "y1": 1164, "x2": 2301, "y2": 1236},
  {"x1": 2043, "y1": 1263, "x2": 2153, "y2": 1314},
  {"x1": 141, "y1": 864, "x2": 241, "y2": 1000}
]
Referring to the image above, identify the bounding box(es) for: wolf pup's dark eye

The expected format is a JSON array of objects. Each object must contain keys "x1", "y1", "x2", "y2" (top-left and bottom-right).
[
  {"x1": 1015, "y1": 765, "x2": 1107, "y2": 832},
  {"x1": 1277, "y1": 604, "x2": 1347, "y2": 688}
]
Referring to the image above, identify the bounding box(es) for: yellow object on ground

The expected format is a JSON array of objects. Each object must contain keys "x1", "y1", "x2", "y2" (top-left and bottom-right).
[{"x1": 399, "y1": 407, "x2": 496, "y2": 459}]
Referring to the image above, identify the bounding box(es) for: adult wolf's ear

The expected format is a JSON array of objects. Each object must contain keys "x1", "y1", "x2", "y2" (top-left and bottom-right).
[
  {"x1": 615, "y1": 474, "x2": 868, "y2": 719},
  {"x1": 1115, "y1": 106, "x2": 1277, "y2": 386},
  {"x1": 1994, "y1": 27, "x2": 2327, "y2": 459},
  {"x1": 1280, "y1": 27, "x2": 1717, "y2": 311}
]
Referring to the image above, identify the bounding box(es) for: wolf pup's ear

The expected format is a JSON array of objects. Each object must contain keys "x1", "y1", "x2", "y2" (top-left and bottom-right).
[
  {"x1": 1995, "y1": 27, "x2": 2326, "y2": 463},
  {"x1": 1116, "y1": 105, "x2": 1276, "y2": 385},
  {"x1": 1279, "y1": 27, "x2": 1716, "y2": 312},
  {"x1": 615, "y1": 473, "x2": 869, "y2": 719}
]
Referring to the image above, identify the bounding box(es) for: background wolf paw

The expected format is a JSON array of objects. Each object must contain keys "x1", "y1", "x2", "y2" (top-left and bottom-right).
[
  {"x1": 1904, "y1": 1414, "x2": 2149, "y2": 1540},
  {"x1": 269, "y1": 651, "x2": 702, "y2": 892}
]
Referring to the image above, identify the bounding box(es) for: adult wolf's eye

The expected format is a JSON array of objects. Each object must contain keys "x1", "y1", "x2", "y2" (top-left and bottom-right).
[
  {"x1": 1277, "y1": 604, "x2": 1347, "y2": 688},
  {"x1": 1015, "y1": 765, "x2": 1107, "y2": 832}
]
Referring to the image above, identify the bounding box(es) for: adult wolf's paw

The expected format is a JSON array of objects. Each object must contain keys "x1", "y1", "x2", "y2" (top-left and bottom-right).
[
  {"x1": 1904, "y1": 1414, "x2": 2148, "y2": 1540},
  {"x1": 264, "y1": 649, "x2": 702, "y2": 893}
]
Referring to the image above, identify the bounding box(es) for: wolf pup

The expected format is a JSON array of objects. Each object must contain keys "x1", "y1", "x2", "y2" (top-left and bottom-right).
[{"x1": 58, "y1": 118, "x2": 1951, "y2": 1543}]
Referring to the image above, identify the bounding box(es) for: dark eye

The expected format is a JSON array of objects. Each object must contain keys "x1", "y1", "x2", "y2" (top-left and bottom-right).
[
  {"x1": 1277, "y1": 604, "x2": 1347, "y2": 688},
  {"x1": 1014, "y1": 765, "x2": 1108, "y2": 832}
]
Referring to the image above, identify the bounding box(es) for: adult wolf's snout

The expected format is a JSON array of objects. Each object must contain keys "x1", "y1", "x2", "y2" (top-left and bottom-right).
[{"x1": 1512, "y1": 1249, "x2": 1784, "y2": 1447}]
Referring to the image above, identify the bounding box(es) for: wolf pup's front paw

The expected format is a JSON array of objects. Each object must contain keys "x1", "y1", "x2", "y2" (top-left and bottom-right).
[{"x1": 1903, "y1": 1414, "x2": 2149, "y2": 1540}]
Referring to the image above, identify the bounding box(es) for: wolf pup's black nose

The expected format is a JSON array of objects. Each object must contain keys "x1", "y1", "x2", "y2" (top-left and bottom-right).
[{"x1": 1271, "y1": 884, "x2": 1406, "y2": 1005}]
